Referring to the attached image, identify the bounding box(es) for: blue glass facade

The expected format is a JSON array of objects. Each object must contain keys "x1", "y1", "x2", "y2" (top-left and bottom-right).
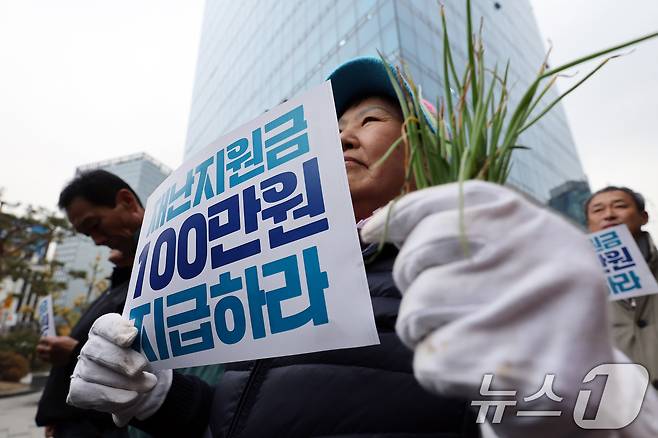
[{"x1": 185, "y1": 0, "x2": 587, "y2": 202}]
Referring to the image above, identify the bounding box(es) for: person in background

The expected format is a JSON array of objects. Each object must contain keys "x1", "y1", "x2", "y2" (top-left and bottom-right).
[
  {"x1": 37, "y1": 249, "x2": 132, "y2": 438},
  {"x1": 39, "y1": 170, "x2": 223, "y2": 438},
  {"x1": 36, "y1": 168, "x2": 145, "y2": 438},
  {"x1": 586, "y1": 186, "x2": 658, "y2": 386}
]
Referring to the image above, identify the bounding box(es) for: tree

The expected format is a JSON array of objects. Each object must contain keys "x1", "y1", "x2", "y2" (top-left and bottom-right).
[
  {"x1": 52, "y1": 254, "x2": 111, "y2": 330},
  {"x1": 84, "y1": 253, "x2": 109, "y2": 303},
  {"x1": 0, "y1": 190, "x2": 72, "y2": 330},
  {"x1": 0, "y1": 202, "x2": 71, "y2": 282}
]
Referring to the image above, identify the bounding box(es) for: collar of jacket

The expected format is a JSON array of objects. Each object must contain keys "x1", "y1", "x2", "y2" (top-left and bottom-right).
[
  {"x1": 637, "y1": 231, "x2": 658, "y2": 278},
  {"x1": 361, "y1": 241, "x2": 399, "y2": 264},
  {"x1": 110, "y1": 266, "x2": 132, "y2": 288}
]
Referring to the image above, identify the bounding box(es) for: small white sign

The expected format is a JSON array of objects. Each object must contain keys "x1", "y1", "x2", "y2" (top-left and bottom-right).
[
  {"x1": 37, "y1": 295, "x2": 56, "y2": 337},
  {"x1": 123, "y1": 82, "x2": 378, "y2": 370},
  {"x1": 1, "y1": 309, "x2": 17, "y2": 328},
  {"x1": 588, "y1": 224, "x2": 658, "y2": 301}
]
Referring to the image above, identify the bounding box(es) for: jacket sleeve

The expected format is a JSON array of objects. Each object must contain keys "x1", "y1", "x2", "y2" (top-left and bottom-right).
[{"x1": 131, "y1": 371, "x2": 215, "y2": 437}]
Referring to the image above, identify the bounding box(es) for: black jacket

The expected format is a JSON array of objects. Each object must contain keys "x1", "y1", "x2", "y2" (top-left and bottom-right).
[
  {"x1": 136, "y1": 246, "x2": 478, "y2": 438},
  {"x1": 35, "y1": 267, "x2": 131, "y2": 427}
]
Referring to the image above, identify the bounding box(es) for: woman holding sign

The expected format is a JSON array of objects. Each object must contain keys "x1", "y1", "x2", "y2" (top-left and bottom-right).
[
  {"x1": 66, "y1": 57, "x2": 479, "y2": 438},
  {"x1": 66, "y1": 58, "x2": 658, "y2": 437}
]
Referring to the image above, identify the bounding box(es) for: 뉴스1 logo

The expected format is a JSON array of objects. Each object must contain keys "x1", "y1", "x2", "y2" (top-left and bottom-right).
[{"x1": 471, "y1": 363, "x2": 649, "y2": 429}]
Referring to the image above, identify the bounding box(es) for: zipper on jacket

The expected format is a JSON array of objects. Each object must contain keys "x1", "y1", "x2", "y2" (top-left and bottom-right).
[{"x1": 226, "y1": 360, "x2": 263, "y2": 438}]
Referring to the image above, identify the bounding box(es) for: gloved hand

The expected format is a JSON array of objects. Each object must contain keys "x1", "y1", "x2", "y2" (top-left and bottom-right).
[
  {"x1": 67, "y1": 313, "x2": 173, "y2": 427},
  {"x1": 361, "y1": 181, "x2": 658, "y2": 437}
]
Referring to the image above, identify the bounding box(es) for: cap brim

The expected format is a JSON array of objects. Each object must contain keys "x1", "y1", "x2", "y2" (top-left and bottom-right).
[{"x1": 327, "y1": 57, "x2": 398, "y2": 118}]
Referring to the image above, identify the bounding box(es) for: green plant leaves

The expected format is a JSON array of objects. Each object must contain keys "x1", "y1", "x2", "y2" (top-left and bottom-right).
[{"x1": 375, "y1": 1, "x2": 657, "y2": 192}]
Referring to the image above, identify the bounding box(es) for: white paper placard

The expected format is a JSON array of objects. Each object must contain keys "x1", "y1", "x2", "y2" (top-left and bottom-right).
[
  {"x1": 123, "y1": 82, "x2": 379, "y2": 370},
  {"x1": 37, "y1": 295, "x2": 56, "y2": 337},
  {"x1": 588, "y1": 224, "x2": 658, "y2": 301}
]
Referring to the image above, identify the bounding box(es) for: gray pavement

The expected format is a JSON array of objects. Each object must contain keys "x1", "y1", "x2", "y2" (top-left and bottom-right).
[{"x1": 0, "y1": 390, "x2": 43, "y2": 438}]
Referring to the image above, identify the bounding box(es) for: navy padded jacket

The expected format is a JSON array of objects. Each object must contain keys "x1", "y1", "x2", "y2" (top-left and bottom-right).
[{"x1": 135, "y1": 245, "x2": 479, "y2": 438}]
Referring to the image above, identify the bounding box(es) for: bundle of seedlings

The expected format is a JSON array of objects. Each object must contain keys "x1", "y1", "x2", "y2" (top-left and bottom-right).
[{"x1": 376, "y1": 0, "x2": 657, "y2": 253}]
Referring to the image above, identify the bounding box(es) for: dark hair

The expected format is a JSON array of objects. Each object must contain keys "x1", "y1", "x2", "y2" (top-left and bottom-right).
[
  {"x1": 58, "y1": 170, "x2": 143, "y2": 210},
  {"x1": 584, "y1": 186, "x2": 646, "y2": 217}
]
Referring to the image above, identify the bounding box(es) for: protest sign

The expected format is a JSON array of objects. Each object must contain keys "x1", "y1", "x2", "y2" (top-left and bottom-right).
[
  {"x1": 123, "y1": 82, "x2": 379, "y2": 370},
  {"x1": 588, "y1": 224, "x2": 658, "y2": 301},
  {"x1": 37, "y1": 295, "x2": 56, "y2": 337},
  {"x1": 2, "y1": 310, "x2": 17, "y2": 328}
]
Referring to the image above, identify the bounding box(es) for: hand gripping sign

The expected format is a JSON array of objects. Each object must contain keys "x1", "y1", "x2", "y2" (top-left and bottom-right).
[
  {"x1": 588, "y1": 224, "x2": 658, "y2": 301},
  {"x1": 123, "y1": 83, "x2": 379, "y2": 370}
]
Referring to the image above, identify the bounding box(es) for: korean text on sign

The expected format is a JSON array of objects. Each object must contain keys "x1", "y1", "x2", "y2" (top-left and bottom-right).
[
  {"x1": 588, "y1": 224, "x2": 658, "y2": 301},
  {"x1": 123, "y1": 82, "x2": 378, "y2": 370}
]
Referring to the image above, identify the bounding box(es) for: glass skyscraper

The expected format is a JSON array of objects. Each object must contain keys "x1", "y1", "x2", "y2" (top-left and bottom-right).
[
  {"x1": 548, "y1": 180, "x2": 592, "y2": 229},
  {"x1": 185, "y1": 0, "x2": 587, "y2": 203}
]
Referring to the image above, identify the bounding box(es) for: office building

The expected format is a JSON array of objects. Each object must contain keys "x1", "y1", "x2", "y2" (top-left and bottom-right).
[
  {"x1": 185, "y1": 0, "x2": 587, "y2": 202},
  {"x1": 548, "y1": 180, "x2": 592, "y2": 228}
]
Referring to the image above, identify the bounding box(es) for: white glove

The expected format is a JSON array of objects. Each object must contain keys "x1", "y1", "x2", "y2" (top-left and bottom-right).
[
  {"x1": 361, "y1": 181, "x2": 658, "y2": 437},
  {"x1": 67, "y1": 313, "x2": 173, "y2": 427}
]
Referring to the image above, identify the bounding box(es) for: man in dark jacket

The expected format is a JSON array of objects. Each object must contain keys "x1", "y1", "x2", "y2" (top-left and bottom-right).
[
  {"x1": 35, "y1": 170, "x2": 146, "y2": 437},
  {"x1": 66, "y1": 57, "x2": 479, "y2": 437}
]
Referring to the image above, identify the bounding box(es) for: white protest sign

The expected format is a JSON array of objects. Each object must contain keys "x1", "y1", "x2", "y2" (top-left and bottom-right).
[
  {"x1": 123, "y1": 82, "x2": 378, "y2": 370},
  {"x1": 588, "y1": 224, "x2": 658, "y2": 301},
  {"x1": 37, "y1": 295, "x2": 56, "y2": 337}
]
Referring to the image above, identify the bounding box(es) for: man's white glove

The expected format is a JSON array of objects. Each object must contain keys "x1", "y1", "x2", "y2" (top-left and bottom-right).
[
  {"x1": 67, "y1": 313, "x2": 173, "y2": 427},
  {"x1": 361, "y1": 181, "x2": 658, "y2": 437}
]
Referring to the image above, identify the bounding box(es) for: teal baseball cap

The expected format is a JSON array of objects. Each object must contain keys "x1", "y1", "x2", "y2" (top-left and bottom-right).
[
  {"x1": 327, "y1": 56, "x2": 400, "y2": 118},
  {"x1": 327, "y1": 56, "x2": 437, "y2": 126}
]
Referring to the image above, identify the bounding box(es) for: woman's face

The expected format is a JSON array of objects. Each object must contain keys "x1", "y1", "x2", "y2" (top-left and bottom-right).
[{"x1": 338, "y1": 96, "x2": 405, "y2": 221}]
